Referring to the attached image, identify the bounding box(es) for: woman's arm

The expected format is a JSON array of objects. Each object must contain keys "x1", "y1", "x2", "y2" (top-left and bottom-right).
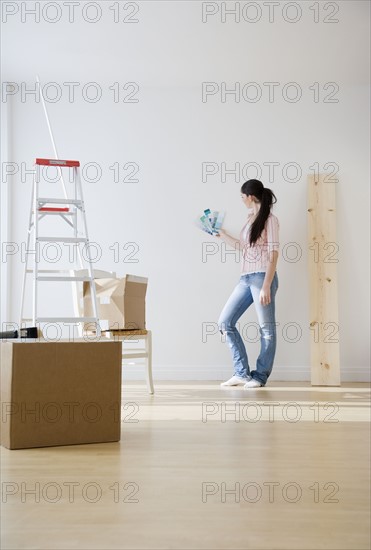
[
  {"x1": 260, "y1": 250, "x2": 279, "y2": 305},
  {"x1": 216, "y1": 229, "x2": 241, "y2": 250}
]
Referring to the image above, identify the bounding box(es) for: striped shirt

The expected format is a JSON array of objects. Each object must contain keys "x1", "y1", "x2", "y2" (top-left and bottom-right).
[{"x1": 240, "y1": 212, "x2": 280, "y2": 274}]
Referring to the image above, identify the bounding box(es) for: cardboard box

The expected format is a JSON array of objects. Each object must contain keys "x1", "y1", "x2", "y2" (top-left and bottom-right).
[
  {"x1": 83, "y1": 275, "x2": 148, "y2": 331},
  {"x1": 1, "y1": 340, "x2": 122, "y2": 450}
]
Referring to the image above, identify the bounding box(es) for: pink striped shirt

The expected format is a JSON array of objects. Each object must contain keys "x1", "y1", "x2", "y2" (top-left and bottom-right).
[{"x1": 240, "y1": 212, "x2": 280, "y2": 274}]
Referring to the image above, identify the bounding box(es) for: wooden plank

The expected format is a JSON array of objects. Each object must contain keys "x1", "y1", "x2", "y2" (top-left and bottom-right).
[{"x1": 307, "y1": 173, "x2": 340, "y2": 385}]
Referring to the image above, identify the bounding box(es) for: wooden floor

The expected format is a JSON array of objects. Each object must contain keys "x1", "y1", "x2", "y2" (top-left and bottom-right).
[{"x1": 1, "y1": 381, "x2": 370, "y2": 550}]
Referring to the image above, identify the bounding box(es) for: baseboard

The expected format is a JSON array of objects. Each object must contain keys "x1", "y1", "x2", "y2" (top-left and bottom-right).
[{"x1": 122, "y1": 364, "x2": 370, "y2": 383}]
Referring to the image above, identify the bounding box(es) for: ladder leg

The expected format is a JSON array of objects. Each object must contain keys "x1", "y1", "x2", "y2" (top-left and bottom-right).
[
  {"x1": 76, "y1": 167, "x2": 100, "y2": 338},
  {"x1": 32, "y1": 167, "x2": 39, "y2": 326},
  {"x1": 71, "y1": 167, "x2": 83, "y2": 338},
  {"x1": 36, "y1": 75, "x2": 68, "y2": 200},
  {"x1": 20, "y1": 177, "x2": 35, "y2": 325}
]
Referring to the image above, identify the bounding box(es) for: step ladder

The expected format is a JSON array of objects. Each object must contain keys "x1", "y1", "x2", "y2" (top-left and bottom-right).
[{"x1": 20, "y1": 157, "x2": 101, "y2": 337}]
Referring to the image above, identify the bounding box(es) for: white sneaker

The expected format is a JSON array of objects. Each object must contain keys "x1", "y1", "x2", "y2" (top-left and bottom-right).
[
  {"x1": 220, "y1": 375, "x2": 249, "y2": 386},
  {"x1": 244, "y1": 379, "x2": 264, "y2": 389}
]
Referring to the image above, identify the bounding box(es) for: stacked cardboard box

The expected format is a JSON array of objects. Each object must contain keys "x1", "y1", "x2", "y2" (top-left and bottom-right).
[
  {"x1": 82, "y1": 274, "x2": 148, "y2": 331},
  {"x1": 1, "y1": 339, "x2": 122, "y2": 450}
]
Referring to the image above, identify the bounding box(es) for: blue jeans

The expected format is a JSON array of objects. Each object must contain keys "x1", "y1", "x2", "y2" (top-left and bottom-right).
[{"x1": 218, "y1": 271, "x2": 279, "y2": 385}]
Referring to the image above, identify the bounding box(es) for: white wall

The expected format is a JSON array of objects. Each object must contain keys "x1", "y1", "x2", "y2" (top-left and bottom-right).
[{"x1": 1, "y1": 1, "x2": 370, "y2": 380}]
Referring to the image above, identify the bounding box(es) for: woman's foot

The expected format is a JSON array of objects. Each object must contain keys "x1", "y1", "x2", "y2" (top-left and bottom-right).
[
  {"x1": 244, "y1": 379, "x2": 264, "y2": 388},
  {"x1": 220, "y1": 375, "x2": 249, "y2": 386}
]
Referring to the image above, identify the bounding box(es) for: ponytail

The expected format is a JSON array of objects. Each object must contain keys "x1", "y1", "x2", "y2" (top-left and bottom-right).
[{"x1": 240, "y1": 180, "x2": 277, "y2": 247}]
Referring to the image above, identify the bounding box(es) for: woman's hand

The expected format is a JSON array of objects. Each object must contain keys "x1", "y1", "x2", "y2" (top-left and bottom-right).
[
  {"x1": 216, "y1": 229, "x2": 241, "y2": 250},
  {"x1": 259, "y1": 284, "x2": 271, "y2": 306}
]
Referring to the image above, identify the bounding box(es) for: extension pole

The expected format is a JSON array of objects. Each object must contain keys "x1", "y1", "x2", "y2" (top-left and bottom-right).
[{"x1": 36, "y1": 74, "x2": 68, "y2": 199}]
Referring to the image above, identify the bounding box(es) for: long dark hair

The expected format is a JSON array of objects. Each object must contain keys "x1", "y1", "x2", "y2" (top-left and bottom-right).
[{"x1": 240, "y1": 179, "x2": 277, "y2": 246}]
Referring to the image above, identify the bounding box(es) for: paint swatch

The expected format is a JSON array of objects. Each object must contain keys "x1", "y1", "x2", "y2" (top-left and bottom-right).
[{"x1": 197, "y1": 209, "x2": 225, "y2": 235}]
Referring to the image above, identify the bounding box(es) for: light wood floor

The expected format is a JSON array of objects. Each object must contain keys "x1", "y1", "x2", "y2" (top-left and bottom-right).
[{"x1": 1, "y1": 381, "x2": 370, "y2": 550}]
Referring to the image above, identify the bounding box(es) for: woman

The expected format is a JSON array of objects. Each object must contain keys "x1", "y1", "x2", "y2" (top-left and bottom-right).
[{"x1": 217, "y1": 179, "x2": 279, "y2": 388}]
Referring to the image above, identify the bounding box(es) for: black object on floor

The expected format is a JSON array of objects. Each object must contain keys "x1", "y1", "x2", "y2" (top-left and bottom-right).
[
  {"x1": 19, "y1": 327, "x2": 39, "y2": 338},
  {"x1": 0, "y1": 330, "x2": 19, "y2": 339},
  {"x1": 0, "y1": 327, "x2": 39, "y2": 339}
]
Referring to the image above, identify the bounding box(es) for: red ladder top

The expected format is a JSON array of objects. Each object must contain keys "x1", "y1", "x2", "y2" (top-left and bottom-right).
[
  {"x1": 35, "y1": 158, "x2": 80, "y2": 167},
  {"x1": 39, "y1": 207, "x2": 70, "y2": 212}
]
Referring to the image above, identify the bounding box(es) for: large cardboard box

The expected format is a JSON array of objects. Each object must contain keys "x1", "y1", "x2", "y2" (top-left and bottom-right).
[
  {"x1": 83, "y1": 275, "x2": 148, "y2": 330},
  {"x1": 1, "y1": 340, "x2": 122, "y2": 450}
]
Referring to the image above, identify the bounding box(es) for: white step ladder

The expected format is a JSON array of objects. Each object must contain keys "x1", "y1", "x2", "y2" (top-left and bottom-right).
[{"x1": 20, "y1": 157, "x2": 101, "y2": 337}]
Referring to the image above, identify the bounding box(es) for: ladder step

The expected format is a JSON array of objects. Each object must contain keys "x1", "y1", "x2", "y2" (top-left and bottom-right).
[
  {"x1": 74, "y1": 269, "x2": 117, "y2": 278},
  {"x1": 36, "y1": 317, "x2": 98, "y2": 323},
  {"x1": 37, "y1": 237, "x2": 87, "y2": 243},
  {"x1": 39, "y1": 207, "x2": 70, "y2": 212},
  {"x1": 37, "y1": 211, "x2": 75, "y2": 216},
  {"x1": 37, "y1": 276, "x2": 92, "y2": 282},
  {"x1": 36, "y1": 158, "x2": 80, "y2": 168},
  {"x1": 38, "y1": 198, "x2": 82, "y2": 206},
  {"x1": 27, "y1": 269, "x2": 82, "y2": 274}
]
